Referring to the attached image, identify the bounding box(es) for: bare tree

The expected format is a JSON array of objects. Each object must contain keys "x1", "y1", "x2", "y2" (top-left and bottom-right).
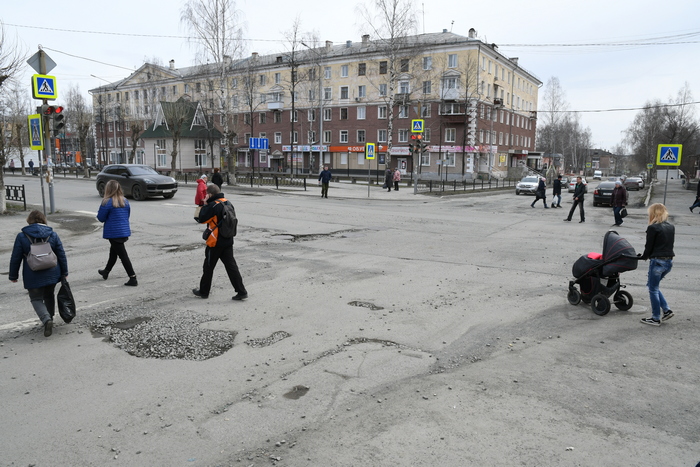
[
  {"x1": 181, "y1": 0, "x2": 245, "y2": 176},
  {"x1": 5, "y1": 80, "x2": 31, "y2": 176},
  {"x1": 357, "y1": 0, "x2": 418, "y2": 167},
  {"x1": 65, "y1": 85, "x2": 93, "y2": 176},
  {"x1": 281, "y1": 18, "x2": 306, "y2": 175},
  {"x1": 161, "y1": 97, "x2": 196, "y2": 173}
]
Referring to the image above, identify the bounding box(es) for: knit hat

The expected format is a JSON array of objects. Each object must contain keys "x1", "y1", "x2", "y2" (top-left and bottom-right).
[{"x1": 200, "y1": 174, "x2": 208, "y2": 179}]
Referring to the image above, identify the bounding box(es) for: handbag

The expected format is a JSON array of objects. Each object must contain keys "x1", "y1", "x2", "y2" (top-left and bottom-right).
[
  {"x1": 25, "y1": 234, "x2": 58, "y2": 271},
  {"x1": 620, "y1": 208, "x2": 628, "y2": 218},
  {"x1": 194, "y1": 205, "x2": 202, "y2": 221},
  {"x1": 57, "y1": 277, "x2": 76, "y2": 323}
]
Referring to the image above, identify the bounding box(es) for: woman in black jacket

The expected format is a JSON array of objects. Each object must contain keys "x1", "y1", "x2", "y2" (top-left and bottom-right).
[
  {"x1": 689, "y1": 180, "x2": 700, "y2": 213},
  {"x1": 530, "y1": 177, "x2": 549, "y2": 208},
  {"x1": 639, "y1": 203, "x2": 675, "y2": 326},
  {"x1": 9, "y1": 210, "x2": 69, "y2": 337}
]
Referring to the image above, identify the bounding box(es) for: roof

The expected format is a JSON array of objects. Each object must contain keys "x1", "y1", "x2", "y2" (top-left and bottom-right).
[{"x1": 140, "y1": 98, "x2": 223, "y2": 140}]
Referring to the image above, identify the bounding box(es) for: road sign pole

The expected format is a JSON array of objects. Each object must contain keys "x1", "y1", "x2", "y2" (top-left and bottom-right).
[{"x1": 663, "y1": 167, "x2": 669, "y2": 205}]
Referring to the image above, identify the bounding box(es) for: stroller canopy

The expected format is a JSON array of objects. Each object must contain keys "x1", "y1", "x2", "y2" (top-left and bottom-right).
[{"x1": 601, "y1": 230, "x2": 638, "y2": 276}]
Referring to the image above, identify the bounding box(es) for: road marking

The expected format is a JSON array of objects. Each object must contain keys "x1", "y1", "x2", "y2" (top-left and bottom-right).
[
  {"x1": 0, "y1": 298, "x2": 121, "y2": 333},
  {"x1": 76, "y1": 210, "x2": 97, "y2": 216}
]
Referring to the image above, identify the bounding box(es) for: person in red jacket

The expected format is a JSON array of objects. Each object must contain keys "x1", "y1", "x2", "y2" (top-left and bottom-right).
[{"x1": 195, "y1": 174, "x2": 208, "y2": 206}]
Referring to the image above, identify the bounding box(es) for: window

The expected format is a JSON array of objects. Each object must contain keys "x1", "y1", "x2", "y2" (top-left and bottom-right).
[
  {"x1": 398, "y1": 105, "x2": 409, "y2": 118},
  {"x1": 324, "y1": 87, "x2": 332, "y2": 100},
  {"x1": 292, "y1": 131, "x2": 298, "y2": 143},
  {"x1": 421, "y1": 105, "x2": 431, "y2": 118},
  {"x1": 357, "y1": 106, "x2": 366, "y2": 120},
  {"x1": 275, "y1": 72, "x2": 281, "y2": 84},
  {"x1": 259, "y1": 93, "x2": 267, "y2": 104},
  {"x1": 421, "y1": 152, "x2": 430, "y2": 167},
  {"x1": 358, "y1": 63, "x2": 366, "y2": 76},
  {"x1": 308, "y1": 109, "x2": 316, "y2": 121},
  {"x1": 308, "y1": 131, "x2": 316, "y2": 144},
  {"x1": 499, "y1": 132, "x2": 503, "y2": 145},
  {"x1": 357, "y1": 130, "x2": 366, "y2": 143},
  {"x1": 196, "y1": 82, "x2": 202, "y2": 93},
  {"x1": 308, "y1": 89, "x2": 316, "y2": 101},
  {"x1": 244, "y1": 133, "x2": 251, "y2": 145},
  {"x1": 259, "y1": 151, "x2": 267, "y2": 164},
  {"x1": 308, "y1": 68, "x2": 316, "y2": 81},
  {"x1": 448, "y1": 54, "x2": 457, "y2": 68},
  {"x1": 274, "y1": 132, "x2": 282, "y2": 144},
  {"x1": 398, "y1": 129, "x2": 409, "y2": 142},
  {"x1": 274, "y1": 111, "x2": 282, "y2": 123},
  {"x1": 341, "y1": 65, "x2": 349, "y2": 77},
  {"x1": 323, "y1": 108, "x2": 332, "y2": 121},
  {"x1": 423, "y1": 128, "x2": 431, "y2": 142},
  {"x1": 194, "y1": 139, "x2": 207, "y2": 166},
  {"x1": 231, "y1": 78, "x2": 238, "y2": 88},
  {"x1": 445, "y1": 152, "x2": 455, "y2": 167},
  {"x1": 488, "y1": 61, "x2": 492, "y2": 74},
  {"x1": 443, "y1": 77, "x2": 458, "y2": 90},
  {"x1": 340, "y1": 86, "x2": 349, "y2": 99},
  {"x1": 324, "y1": 66, "x2": 331, "y2": 79},
  {"x1": 423, "y1": 80, "x2": 432, "y2": 94},
  {"x1": 340, "y1": 130, "x2": 348, "y2": 143},
  {"x1": 399, "y1": 81, "x2": 410, "y2": 94},
  {"x1": 358, "y1": 85, "x2": 366, "y2": 98},
  {"x1": 378, "y1": 106, "x2": 387, "y2": 119},
  {"x1": 259, "y1": 112, "x2": 266, "y2": 124},
  {"x1": 357, "y1": 153, "x2": 365, "y2": 165},
  {"x1": 423, "y1": 56, "x2": 432, "y2": 70},
  {"x1": 379, "y1": 61, "x2": 387, "y2": 74},
  {"x1": 340, "y1": 108, "x2": 348, "y2": 120},
  {"x1": 378, "y1": 129, "x2": 387, "y2": 143},
  {"x1": 259, "y1": 75, "x2": 266, "y2": 85},
  {"x1": 108, "y1": 122, "x2": 113, "y2": 132},
  {"x1": 291, "y1": 110, "x2": 298, "y2": 122},
  {"x1": 445, "y1": 128, "x2": 456, "y2": 143},
  {"x1": 379, "y1": 84, "x2": 387, "y2": 96},
  {"x1": 135, "y1": 90, "x2": 140, "y2": 100},
  {"x1": 244, "y1": 113, "x2": 251, "y2": 125},
  {"x1": 400, "y1": 59, "x2": 409, "y2": 73},
  {"x1": 323, "y1": 130, "x2": 331, "y2": 143},
  {"x1": 124, "y1": 92, "x2": 129, "y2": 101}
]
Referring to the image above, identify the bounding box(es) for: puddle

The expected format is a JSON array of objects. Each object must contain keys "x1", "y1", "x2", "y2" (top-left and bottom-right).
[
  {"x1": 283, "y1": 385, "x2": 309, "y2": 400},
  {"x1": 245, "y1": 331, "x2": 291, "y2": 348},
  {"x1": 347, "y1": 301, "x2": 384, "y2": 311}
]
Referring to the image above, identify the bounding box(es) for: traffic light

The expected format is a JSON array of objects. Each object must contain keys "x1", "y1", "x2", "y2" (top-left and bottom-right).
[
  {"x1": 408, "y1": 143, "x2": 414, "y2": 154},
  {"x1": 53, "y1": 106, "x2": 65, "y2": 133}
]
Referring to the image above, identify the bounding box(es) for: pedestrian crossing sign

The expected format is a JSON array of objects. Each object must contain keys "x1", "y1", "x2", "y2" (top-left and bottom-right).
[
  {"x1": 365, "y1": 143, "x2": 376, "y2": 159},
  {"x1": 27, "y1": 114, "x2": 44, "y2": 150},
  {"x1": 656, "y1": 144, "x2": 682, "y2": 166},
  {"x1": 32, "y1": 74, "x2": 58, "y2": 100},
  {"x1": 411, "y1": 119, "x2": 424, "y2": 133}
]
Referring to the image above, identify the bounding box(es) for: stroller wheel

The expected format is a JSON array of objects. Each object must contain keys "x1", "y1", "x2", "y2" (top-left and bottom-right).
[
  {"x1": 613, "y1": 290, "x2": 633, "y2": 311},
  {"x1": 591, "y1": 294, "x2": 611, "y2": 316},
  {"x1": 567, "y1": 288, "x2": 581, "y2": 305}
]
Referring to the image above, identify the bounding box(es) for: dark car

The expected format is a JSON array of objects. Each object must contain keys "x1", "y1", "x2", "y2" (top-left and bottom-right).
[
  {"x1": 624, "y1": 177, "x2": 643, "y2": 191},
  {"x1": 592, "y1": 181, "x2": 617, "y2": 207},
  {"x1": 96, "y1": 164, "x2": 178, "y2": 200}
]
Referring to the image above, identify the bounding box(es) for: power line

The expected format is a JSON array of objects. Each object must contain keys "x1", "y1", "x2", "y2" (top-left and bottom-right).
[
  {"x1": 41, "y1": 47, "x2": 136, "y2": 71},
  {"x1": 543, "y1": 101, "x2": 700, "y2": 114}
]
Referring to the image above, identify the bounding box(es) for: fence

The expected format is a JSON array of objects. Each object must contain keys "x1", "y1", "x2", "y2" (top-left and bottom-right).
[
  {"x1": 5, "y1": 184, "x2": 27, "y2": 210},
  {"x1": 415, "y1": 178, "x2": 518, "y2": 194},
  {"x1": 234, "y1": 174, "x2": 308, "y2": 190}
]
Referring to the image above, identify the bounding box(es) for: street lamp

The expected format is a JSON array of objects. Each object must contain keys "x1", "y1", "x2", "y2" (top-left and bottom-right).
[{"x1": 301, "y1": 41, "x2": 324, "y2": 175}]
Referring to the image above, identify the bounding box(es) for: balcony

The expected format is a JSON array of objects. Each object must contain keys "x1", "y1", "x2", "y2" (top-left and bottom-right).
[{"x1": 267, "y1": 101, "x2": 284, "y2": 110}]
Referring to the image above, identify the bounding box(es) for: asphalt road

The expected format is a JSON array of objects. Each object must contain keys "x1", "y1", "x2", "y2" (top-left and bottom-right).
[{"x1": 1, "y1": 175, "x2": 698, "y2": 466}]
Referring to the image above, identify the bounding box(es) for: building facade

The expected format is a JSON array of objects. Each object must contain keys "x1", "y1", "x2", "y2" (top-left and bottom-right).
[{"x1": 90, "y1": 29, "x2": 541, "y2": 178}]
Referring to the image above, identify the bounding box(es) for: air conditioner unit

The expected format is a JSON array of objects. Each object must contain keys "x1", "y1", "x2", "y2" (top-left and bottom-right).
[
  {"x1": 355, "y1": 97, "x2": 360, "y2": 102},
  {"x1": 494, "y1": 98, "x2": 503, "y2": 106}
]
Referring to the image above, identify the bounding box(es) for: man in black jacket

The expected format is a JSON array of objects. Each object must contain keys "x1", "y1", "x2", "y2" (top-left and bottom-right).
[
  {"x1": 552, "y1": 174, "x2": 562, "y2": 208},
  {"x1": 192, "y1": 184, "x2": 248, "y2": 300},
  {"x1": 564, "y1": 177, "x2": 586, "y2": 223}
]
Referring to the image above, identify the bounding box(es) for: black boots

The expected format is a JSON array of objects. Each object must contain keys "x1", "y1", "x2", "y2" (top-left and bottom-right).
[
  {"x1": 98, "y1": 269, "x2": 109, "y2": 280},
  {"x1": 124, "y1": 276, "x2": 138, "y2": 287}
]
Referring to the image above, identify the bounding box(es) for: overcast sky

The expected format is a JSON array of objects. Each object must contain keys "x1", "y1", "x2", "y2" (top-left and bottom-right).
[{"x1": 4, "y1": 0, "x2": 699, "y2": 152}]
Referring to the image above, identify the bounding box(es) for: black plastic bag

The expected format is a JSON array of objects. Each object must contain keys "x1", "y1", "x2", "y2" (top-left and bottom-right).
[
  {"x1": 620, "y1": 208, "x2": 628, "y2": 218},
  {"x1": 57, "y1": 277, "x2": 76, "y2": 323}
]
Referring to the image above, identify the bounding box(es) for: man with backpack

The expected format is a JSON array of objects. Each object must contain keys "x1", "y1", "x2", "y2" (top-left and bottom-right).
[{"x1": 192, "y1": 184, "x2": 248, "y2": 300}]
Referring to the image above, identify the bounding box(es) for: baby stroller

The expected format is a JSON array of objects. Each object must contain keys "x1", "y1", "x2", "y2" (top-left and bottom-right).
[{"x1": 567, "y1": 230, "x2": 639, "y2": 315}]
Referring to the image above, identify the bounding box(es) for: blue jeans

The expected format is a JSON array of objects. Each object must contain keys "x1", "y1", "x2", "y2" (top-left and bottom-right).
[
  {"x1": 28, "y1": 284, "x2": 57, "y2": 324},
  {"x1": 647, "y1": 258, "x2": 672, "y2": 320},
  {"x1": 613, "y1": 206, "x2": 623, "y2": 225}
]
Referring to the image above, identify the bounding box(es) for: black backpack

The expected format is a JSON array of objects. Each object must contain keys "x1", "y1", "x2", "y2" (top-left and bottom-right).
[{"x1": 215, "y1": 199, "x2": 238, "y2": 238}]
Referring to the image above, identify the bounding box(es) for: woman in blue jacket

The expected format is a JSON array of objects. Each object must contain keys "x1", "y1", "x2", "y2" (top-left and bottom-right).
[
  {"x1": 97, "y1": 180, "x2": 137, "y2": 286},
  {"x1": 9, "y1": 210, "x2": 69, "y2": 337}
]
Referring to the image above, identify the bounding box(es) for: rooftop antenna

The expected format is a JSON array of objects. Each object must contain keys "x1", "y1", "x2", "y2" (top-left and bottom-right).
[
  {"x1": 451, "y1": 20, "x2": 454, "y2": 32},
  {"x1": 422, "y1": 3, "x2": 425, "y2": 34}
]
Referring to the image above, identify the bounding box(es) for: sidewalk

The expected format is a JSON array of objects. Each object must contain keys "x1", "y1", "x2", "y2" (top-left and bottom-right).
[{"x1": 648, "y1": 177, "x2": 697, "y2": 217}]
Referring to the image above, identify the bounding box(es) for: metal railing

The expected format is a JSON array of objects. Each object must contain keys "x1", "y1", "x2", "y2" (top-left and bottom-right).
[{"x1": 415, "y1": 178, "x2": 518, "y2": 194}]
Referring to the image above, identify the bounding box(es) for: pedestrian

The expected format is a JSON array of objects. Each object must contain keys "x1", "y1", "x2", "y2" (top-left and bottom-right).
[
  {"x1": 28, "y1": 159, "x2": 34, "y2": 175},
  {"x1": 9, "y1": 210, "x2": 69, "y2": 337},
  {"x1": 564, "y1": 176, "x2": 586, "y2": 223},
  {"x1": 97, "y1": 180, "x2": 138, "y2": 286},
  {"x1": 552, "y1": 174, "x2": 562, "y2": 208},
  {"x1": 384, "y1": 168, "x2": 392, "y2": 192},
  {"x1": 639, "y1": 203, "x2": 675, "y2": 326},
  {"x1": 195, "y1": 174, "x2": 208, "y2": 207},
  {"x1": 211, "y1": 168, "x2": 224, "y2": 189},
  {"x1": 193, "y1": 184, "x2": 248, "y2": 300},
  {"x1": 611, "y1": 180, "x2": 627, "y2": 226},
  {"x1": 9, "y1": 159, "x2": 15, "y2": 174},
  {"x1": 393, "y1": 168, "x2": 401, "y2": 191},
  {"x1": 688, "y1": 179, "x2": 700, "y2": 213},
  {"x1": 531, "y1": 177, "x2": 549, "y2": 208},
  {"x1": 318, "y1": 165, "x2": 332, "y2": 198}
]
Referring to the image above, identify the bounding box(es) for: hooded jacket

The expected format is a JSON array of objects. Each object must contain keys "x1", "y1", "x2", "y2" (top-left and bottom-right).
[
  {"x1": 9, "y1": 223, "x2": 68, "y2": 289},
  {"x1": 195, "y1": 178, "x2": 208, "y2": 206},
  {"x1": 97, "y1": 198, "x2": 132, "y2": 239}
]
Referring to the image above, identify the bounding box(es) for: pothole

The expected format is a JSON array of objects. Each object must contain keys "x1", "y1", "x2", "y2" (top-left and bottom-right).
[
  {"x1": 245, "y1": 331, "x2": 291, "y2": 348},
  {"x1": 271, "y1": 229, "x2": 367, "y2": 242},
  {"x1": 161, "y1": 243, "x2": 201, "y2": 252},
  {"x1": 283, "y1": 385, "x2": 310, "y2": 400},
  {"x1": 347, "y1": 300, "x2": 384, "y2": 311}
]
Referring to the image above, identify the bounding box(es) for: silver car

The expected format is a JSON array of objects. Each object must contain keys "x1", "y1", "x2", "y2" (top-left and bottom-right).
[{"x1": 515, "y1": 176, "x2": 540, "y2": 195}]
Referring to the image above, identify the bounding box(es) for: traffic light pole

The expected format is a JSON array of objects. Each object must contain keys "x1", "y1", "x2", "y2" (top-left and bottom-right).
[{"x1": 38, "y1": 50, "x2": 56, "y2": 214}]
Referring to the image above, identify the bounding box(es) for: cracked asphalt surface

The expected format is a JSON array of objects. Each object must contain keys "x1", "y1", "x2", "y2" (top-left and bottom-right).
[{"x1": 1, "y1": 177, "x2": 698, "y2": 466}]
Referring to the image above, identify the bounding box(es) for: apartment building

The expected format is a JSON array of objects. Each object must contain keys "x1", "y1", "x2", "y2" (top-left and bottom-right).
[{"x1": 90, "y1": 29, "x2": 541, "y2": 178}]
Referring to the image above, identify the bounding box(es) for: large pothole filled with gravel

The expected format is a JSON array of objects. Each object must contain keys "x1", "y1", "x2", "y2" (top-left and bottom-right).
[{"x1": 81, "y1": 304, "x2": 236, "y2": 360}]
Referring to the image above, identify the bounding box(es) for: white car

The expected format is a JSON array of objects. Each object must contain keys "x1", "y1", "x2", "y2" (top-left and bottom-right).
[
  {"x1": 568, "y1": 177, "x2": 588, "y2": 193},
  {"x1": 515, "y1": 176, "x2": 540, "y2": 195}
]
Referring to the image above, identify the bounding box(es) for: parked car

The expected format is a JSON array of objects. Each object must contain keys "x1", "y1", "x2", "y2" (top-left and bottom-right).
[
  {"x1": 593, "y1": 170, "x2": 602, "y2": 180},
  {"x1": 592, "y1": 181, "x2": 617, "y2": 207},
  {"x1": 96, "y1": 164, "x2": 178, "y2": 200},
  {"x1": 567, "y1": 177, "x2": 588, "y2": 193},
  {"x1": 515, "y1": 176, "x2": 540, "y2": 195},
  {"x1": 624, "y1": 177, "x2": 643, "y2": 191}
]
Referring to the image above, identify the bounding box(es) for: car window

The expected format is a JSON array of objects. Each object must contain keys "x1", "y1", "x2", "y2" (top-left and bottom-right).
[
  {"x1": 522, "y1": 177, "x2": 538, "y2": 183},
  {"x1": 105, "y1": 166, "x2": 121, "y2": 175},
  {"x1": 128, "y1": 166, "x2": 158, "y2": 176}
]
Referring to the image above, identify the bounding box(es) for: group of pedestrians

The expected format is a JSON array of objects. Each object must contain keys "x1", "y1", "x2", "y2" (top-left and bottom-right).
[{"x1": 316, "y1": 166, "x2": 402, "y2": 198}]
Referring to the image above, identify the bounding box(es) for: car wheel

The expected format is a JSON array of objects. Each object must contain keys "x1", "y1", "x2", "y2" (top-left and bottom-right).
[
  {"x1": 97, "y1": 181, "x2": 105, "y2": 197},
  {"x1": 132, "y1": 184, "x2": 145, "y2": 201},
  {"x1": 515, "y1": 189, "x2": 520, "y2": 195},
  {"x1": 591, "y1": 294, "x2": 611, "y2": 316},
  {"x1": 163, "y1": 193, "x2": 175, "y2": 199},
  {"x1": 593, "y1": 202, "x2": 598, "y2": 207},
  {"x1": 613, "y1": 290, "x2": 633, "y2": 311}
]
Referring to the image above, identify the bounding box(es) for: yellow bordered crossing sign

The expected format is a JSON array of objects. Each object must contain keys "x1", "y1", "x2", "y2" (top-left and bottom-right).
[
  {"x1": 365, "y1": 143, "x2": 376, "y2": 160},
  {"x1": 32, "y1": 74, "x2": 58, "y2": 100},
  {"x1": 656, "y1": 144, "x2": 682, "y2": 166},
  {"x1": 411, "y1": 119, "x2": 424, "y2": 133},
  {"x1": 28, "y1": 114, "x2": 44, "y2": 150}
]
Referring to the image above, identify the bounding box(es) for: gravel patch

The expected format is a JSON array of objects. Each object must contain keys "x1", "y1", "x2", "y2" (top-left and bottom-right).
[{"x1": 80, "y1": 304, "x2": 236, "y2": 360}]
